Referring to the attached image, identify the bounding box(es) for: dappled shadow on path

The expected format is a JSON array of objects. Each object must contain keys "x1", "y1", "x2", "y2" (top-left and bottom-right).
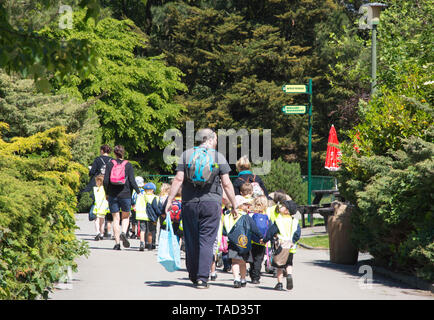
[
  {"x1": 76, "y1": 233, "x2": 99, "y2": 237},
  {"x1": 306, "y1": 259, "x2": 418, "y2": 291},
  {"x1": 144, "y1": 280, "x2": 193, "y2": 288}
]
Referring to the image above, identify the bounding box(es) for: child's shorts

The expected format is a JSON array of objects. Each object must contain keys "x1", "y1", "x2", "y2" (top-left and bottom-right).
[
  {"x1": 138, "y1": 220, "x2": 157, "y2": 233},
  {"x1": 272, "y1": 253, "x2": 294, "y2": 268},
  {"x1": 228, "y1": 248, "x2": 253, "y2": 263}
]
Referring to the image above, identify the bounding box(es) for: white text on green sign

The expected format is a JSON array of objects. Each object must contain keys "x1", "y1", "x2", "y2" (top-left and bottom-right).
[
  {"x1": 282, "y1": 105, "x2": 307, "y2": 114},
  {"x1": 282, "y1": 84, "x2": 308, "y2": 93}
]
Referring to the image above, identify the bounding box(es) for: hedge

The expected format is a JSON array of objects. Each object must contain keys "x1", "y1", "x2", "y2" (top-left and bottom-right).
[{"x1": 0, "y1": 125, "x2": 89, "y2": 299}]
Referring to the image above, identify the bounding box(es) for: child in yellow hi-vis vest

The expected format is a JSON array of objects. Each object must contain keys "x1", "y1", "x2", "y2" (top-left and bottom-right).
[
  {"x1": 262, "y1": 200, "x2": 301, "y2": 291},
  {"x1": 134, "y1": 182, "x2": 161, "y2": 251},
  {"x1": 92, "y1": 175, "x2": 110, "y2": 241},
  {"x1": 223, "y1": 195, "x2": 262, "y2": 288}
]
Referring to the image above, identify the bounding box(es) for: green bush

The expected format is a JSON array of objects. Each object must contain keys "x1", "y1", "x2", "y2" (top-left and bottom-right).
[
  {"x1": 261, "y1": 158, "x2": 307, "y2": 205},
  {"x1": 338, "y1": 135, "x2": 433, "y2": 280},
  {"x1": 76, "y1": 192, "x2": 93, "y2": 214},
  {"x1": 334, "y1": 1, "x2": 433, "y2": 281},
  {"x1": 336, "y1": 85, "x2": 433, "y2": 281},
  {"x1": 0, "y1": 125, "x2": 89, "y2": 299}
]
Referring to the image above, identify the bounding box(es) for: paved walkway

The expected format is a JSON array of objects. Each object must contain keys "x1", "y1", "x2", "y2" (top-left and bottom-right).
[{"x1": 49, "y1": 214, "x2": 432, "y2": 300}]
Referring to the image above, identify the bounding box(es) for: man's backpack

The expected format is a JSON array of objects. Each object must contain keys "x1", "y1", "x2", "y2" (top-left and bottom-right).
[
  {"x1": 241, "y1": 175, "x2": 264, "y2": 197},
  {"x1": 251, "y1": 213, "x2": 269, "y2": 244},
  {"x1": 185, "y1": 147, "x2": 218, "y2": 187},
  {"x1": 228, "y1": 215, "x2": 252, "y2": 255},
  {"x1": 169, "y1": 199, "x2": 182, "y2": 223},
  {"x1": 110, "y1": 159, "x2": 128, "y2": 185}
]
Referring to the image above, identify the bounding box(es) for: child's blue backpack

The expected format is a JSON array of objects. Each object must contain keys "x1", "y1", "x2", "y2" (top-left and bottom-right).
[
  {"x1": 251, "y1": 213, "x2": 269, "y2": 244},
  {"x1": 185, "y1": 147, "x2": 218, "y2": 187}
]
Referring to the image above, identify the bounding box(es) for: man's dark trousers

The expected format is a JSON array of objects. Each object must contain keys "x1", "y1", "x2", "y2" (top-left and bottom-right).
[{"x1": 182, "y1": 201, "x2": 221, "y2": 283}]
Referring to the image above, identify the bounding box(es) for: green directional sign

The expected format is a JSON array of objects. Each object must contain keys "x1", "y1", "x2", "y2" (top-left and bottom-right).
[
  {"x1": 281, "y1": 78, "x2": 314, "y2": 218},
  {"x1": 282, "y1": 84, "x2": 308, "y2": 93},
  {"x1": 282, "y1": 105, "x2": 307, "y2": 114}
]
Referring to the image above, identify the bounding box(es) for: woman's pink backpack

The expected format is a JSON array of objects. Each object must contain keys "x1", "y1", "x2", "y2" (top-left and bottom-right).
[{"x1": 109, "y1": 160, "x2": 128, "y2": 185}]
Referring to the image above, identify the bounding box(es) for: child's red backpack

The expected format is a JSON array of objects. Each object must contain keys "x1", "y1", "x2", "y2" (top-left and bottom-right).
[
  {"x1": 169, "y1": 199, "x2": 182, "y2": 223},
  {"x1": 110, "y1": 160, "x2": 128, "y2": 185}
]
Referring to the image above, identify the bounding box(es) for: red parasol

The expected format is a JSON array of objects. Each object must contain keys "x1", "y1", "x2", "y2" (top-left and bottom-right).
[{"x1": 325, "y1": 125, "x2": 341, "y2": 171}]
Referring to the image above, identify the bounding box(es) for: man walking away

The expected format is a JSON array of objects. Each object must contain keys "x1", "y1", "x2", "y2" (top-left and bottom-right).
[{"x1": 165, "y1": 128, "x2": 238, "y2": 289}]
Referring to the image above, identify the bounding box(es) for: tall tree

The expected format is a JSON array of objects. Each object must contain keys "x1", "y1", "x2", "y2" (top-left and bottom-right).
[
  {"x1": 0, "y1": 0, "x2": 101, "y2": 91},
  {"x1": 45, "y1": 9, "x2": 187, "y2": 170},
  {"x1": 148, "y1": 0, "x2": 342, "y2": 173}
]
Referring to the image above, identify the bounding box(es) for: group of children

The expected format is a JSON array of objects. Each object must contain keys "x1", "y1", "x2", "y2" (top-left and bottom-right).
[
  {"x1": 90, "y1": 176, "x2": 301, "y2": 291},
  {"x1": 213, "y1": 183, "x2": 301, "y2": 291}
]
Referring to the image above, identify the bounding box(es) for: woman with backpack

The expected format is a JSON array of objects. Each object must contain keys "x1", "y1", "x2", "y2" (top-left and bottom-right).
[
  {"x1": 82, "y1": 145, "x2": 113, "y2": 193},
  {"x1": 233, "y1": 156, "x2": 269, "y2": 199},
  {"x1": 103, "y1": 145, "x2": 141, "y2": 250}
]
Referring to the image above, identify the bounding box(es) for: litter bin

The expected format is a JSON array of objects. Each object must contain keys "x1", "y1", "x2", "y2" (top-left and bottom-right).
[{"x1": 327, "y1": 202, "x2": 358, "y2": 264}]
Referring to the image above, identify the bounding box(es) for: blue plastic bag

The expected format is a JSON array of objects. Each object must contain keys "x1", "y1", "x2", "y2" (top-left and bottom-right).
[{"x1": 157, "y1": 214, "x2": 181, "y2": 272}]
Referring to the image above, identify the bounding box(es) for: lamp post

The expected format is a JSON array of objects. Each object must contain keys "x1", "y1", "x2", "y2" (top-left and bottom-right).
[{"x1": 359, "y1": 3, "x2": 387, "y2": 95}]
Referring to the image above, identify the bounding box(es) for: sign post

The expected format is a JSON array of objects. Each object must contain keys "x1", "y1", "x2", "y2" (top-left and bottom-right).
[{"x1": 282, "y1": 79, "x2": 313, "y2": 209}]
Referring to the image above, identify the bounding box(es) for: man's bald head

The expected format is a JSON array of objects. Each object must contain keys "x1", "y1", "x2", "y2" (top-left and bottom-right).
[{"x1": 197, "y1": 128, "x2": 217, "y2": 148}]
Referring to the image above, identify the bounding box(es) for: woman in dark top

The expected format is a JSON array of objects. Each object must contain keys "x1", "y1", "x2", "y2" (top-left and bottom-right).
[
  {"x1": 232, "y1": 156, "x2": 269, "y2": 199},
  {"x1": 82, "y1": 145, "x2": 113, "y2": 193},
  {"x1": 103, "y1": 145, "x2": 140, "y2": 250}
]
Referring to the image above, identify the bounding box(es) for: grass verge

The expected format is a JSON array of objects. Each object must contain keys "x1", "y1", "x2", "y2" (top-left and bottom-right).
[{"x1": 299, "y1": 235, "x2": 329, "y2": 249}]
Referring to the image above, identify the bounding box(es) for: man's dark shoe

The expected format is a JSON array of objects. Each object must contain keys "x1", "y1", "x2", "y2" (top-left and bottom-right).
[
  {"x1": 139, "y1": 242, "x2": 145, "y2": 251},
  {"x1": 286, "y1": 274, "x2": 293, "y2": 290},
  {"x1": 120, "y1": 232, "x2": 130, "y2": 248},
  {"x1": 274, "y1": 283, "x2": 284, "y2": 291},
  {"x1": 241, "y1": 280, "x2": 247, "y2": 287},
  {"x1": 113, "y1": 243, "x2": 121, "y2": 250},
  {"x1": 194, "y1": 280, "x2": 209, "y2": 289},
  {"x1": 233, "y1": 280, "x2": 242, "y2": 288},
  {"x1": 251, "y1": 279, "x2": 260, "y2": 284},
  {"x1": 95, "y1": 234, "x2": 103, "y2": 241}
]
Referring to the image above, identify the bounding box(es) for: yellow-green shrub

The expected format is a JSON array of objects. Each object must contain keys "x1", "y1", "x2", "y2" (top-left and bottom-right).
[{"x1": 0, "y1": 125, "x2": 89, "y2": 299}]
